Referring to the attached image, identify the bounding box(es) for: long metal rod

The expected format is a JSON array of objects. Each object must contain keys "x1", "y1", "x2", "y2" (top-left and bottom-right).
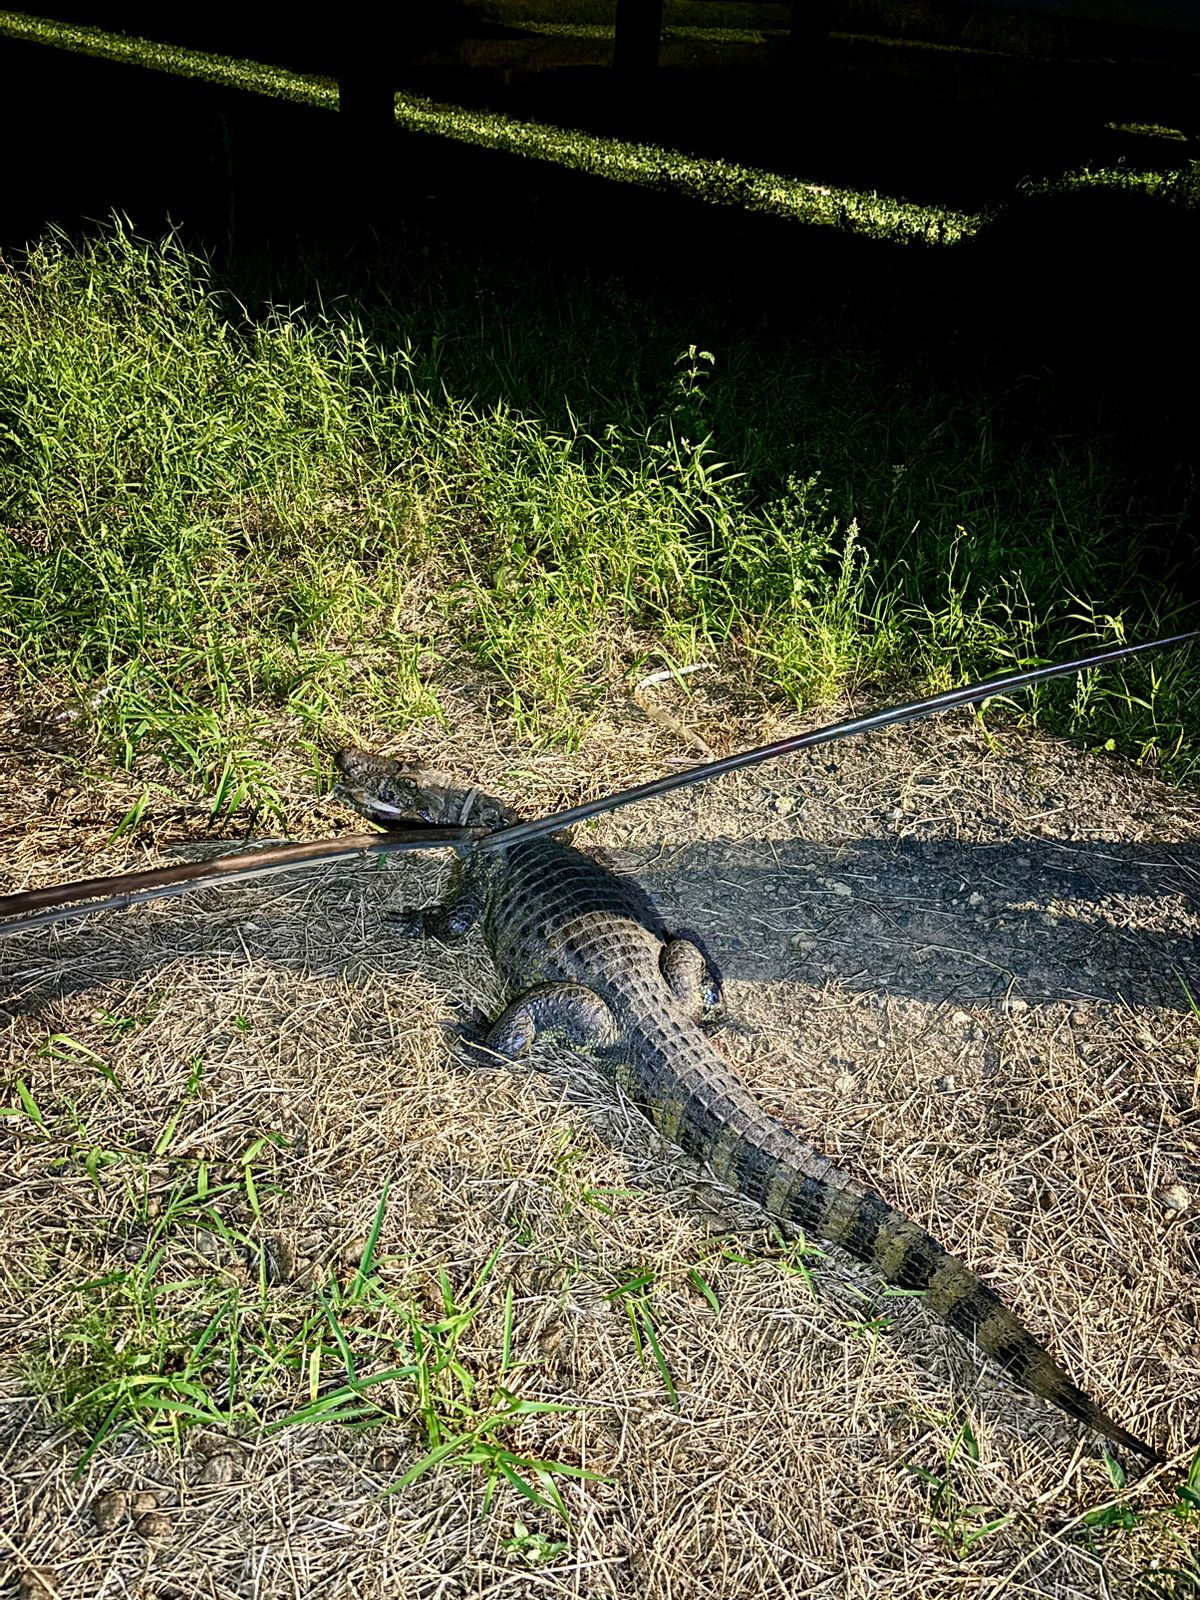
[
  {"x1": 1, "y1": 631, "x2": 1195, "y2": 936},
  {"x1": 0, "y1": 827, "x2": 487, "y2": 930},
  {"x1": 477, "y1": 632, "x2": 1200, "y2": 850}
]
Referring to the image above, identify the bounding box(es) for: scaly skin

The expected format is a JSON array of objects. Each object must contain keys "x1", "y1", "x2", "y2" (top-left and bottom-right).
[{"x1": 335, "y1": 748, "x2": 1161, "y2": 1462}]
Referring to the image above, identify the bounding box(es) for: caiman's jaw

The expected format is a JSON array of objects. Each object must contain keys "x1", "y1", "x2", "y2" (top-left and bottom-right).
[{"x1": 333, "y1": 749, "x2": 515, "y2": 830}]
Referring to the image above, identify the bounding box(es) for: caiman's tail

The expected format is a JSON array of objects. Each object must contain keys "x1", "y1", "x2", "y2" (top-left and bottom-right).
[{"x1": 702, "y1": 1115, "x2": 1162, "y2": 1462}]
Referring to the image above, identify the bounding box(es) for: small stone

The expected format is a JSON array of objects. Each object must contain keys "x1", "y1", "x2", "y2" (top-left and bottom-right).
[
  {"x1": 772, "y1": 795, "x2": 796, "y2": 817},
  {"x1": 540, "y1": 1312, "x2": 569, "y2": 1350},
  {"x1": 826, "y1": 881, "x2": 853, "y2": 898},
  {"x1": 1069, "y1": 1009, "x2": 1088, "y2": 1028},
  {"x1": 1005, "y1": 997, "x2": 1029, "y2": 1015},
  {"x1": 193, "y1": 1428, "x2": 246, "y2": 1461},
  {"x1": 968, "y1": 892, "x2": 984, "y2": 908},
  {"x1": 198, "y1": 1452, "x2": 238, "y2": 1486},
  {"x1": 789, "y1": 933, "x2": 814, "y2": 950},
  {"x1": 92, "y1": 1487, "x2": 128, "y2": 1532},
  {"x1": 968, "y1": 1025, "x2": 985, "y2": 1041},
  {"x1": 936, "y1": 1074, "x2": 957, "y2": 1092},
  {"x1": 889, "y1": 806, "x2": 904, "y2": 822},
  {"x1": 341, "y1": 1236, "x2": 369, "y2": 1268},
  {"x1": 951, "y1": 1010, "x2": 972, "y2": 1027},
  {"x1": 1157, "y1": 1183, "x2": 1190, "y2": 1214},
  {"x1": 261, "y1": 1237, "x2": 294, "y2": 1285},
  {"x1": 135, "y1": 1509, "x2": 172, "y2": 1543},
  {"x1": 371, "y1": 1445, "x2": 403, "y2": 1475},
  {"x1": 833, "y1": 1072, "x2": 856, "y2": 1095},
  {"x1": 128, "y1": 1490, "x2": 160, "y2": 1517}
]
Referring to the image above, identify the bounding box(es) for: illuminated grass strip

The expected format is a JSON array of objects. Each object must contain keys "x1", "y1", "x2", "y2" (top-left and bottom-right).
[
  {"x1": 0, "y1": 8, "x2": 983, "y2": 243},
  {"x1": 504, "y1": 20, "x2": 785, "y2": 45},
  {"x1": 0, "y1": 9, "x2": 334, "y2": 105},
  {"x1": 387, "y1": 92, "x2": 985, "y2": 242}
]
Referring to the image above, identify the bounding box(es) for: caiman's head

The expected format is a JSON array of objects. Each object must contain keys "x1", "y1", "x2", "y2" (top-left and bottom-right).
[{"x1": 334, "y1": 749, "x2": 519, "y2": 831}]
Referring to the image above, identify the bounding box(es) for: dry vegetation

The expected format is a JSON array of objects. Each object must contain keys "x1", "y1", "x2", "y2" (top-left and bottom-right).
[{"x1": 2, "y1": 674, "x2": 1199, "y2": 1600}]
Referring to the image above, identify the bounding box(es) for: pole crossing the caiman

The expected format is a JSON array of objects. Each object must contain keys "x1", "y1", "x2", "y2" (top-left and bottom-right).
[{"x1": 4, "y1": 636, "x2": 1197, "y2": 1463}]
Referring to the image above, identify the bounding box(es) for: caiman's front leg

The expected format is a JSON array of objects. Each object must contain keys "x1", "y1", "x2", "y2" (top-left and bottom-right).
[
  {"x1": 487, "y1": 984, "x2": 618, "y2": 1058},
  {"x1": 385, "y1": 851, "x2": 489, "y2": 940}
]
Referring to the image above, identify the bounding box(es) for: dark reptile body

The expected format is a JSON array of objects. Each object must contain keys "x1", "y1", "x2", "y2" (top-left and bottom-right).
[{"x1": 335, "y1": 749, "x2": 1158, "y2": 1462}]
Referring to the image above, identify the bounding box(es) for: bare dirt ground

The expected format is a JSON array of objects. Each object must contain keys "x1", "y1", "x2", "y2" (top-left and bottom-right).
[{"x1": 2, "y1": 679, "x2": 1199, "y2": 1600}]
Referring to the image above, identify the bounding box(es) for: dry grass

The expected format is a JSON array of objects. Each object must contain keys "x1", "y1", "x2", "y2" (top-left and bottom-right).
[{"x1": 2, "y1": 676, "x2": 1199, "y2": 1599}]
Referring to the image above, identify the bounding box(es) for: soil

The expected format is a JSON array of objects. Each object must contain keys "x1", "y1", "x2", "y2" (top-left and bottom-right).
[{"x1": 2, "y1": 681, "x2": 1198, "y2": 1600}]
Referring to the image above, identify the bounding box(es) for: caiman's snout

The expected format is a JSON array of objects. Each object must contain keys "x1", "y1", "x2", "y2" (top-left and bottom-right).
[
  {"x1": 333, "y1": 749, "x2": 482, "y2": 828},
  {"x1": 334, "y1": 748, "x2": 446, "y2": 826}
]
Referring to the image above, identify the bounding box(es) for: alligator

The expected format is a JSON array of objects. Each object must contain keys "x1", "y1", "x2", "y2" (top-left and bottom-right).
[{"x1": 334, "y1": 747, "x2": 1161, "y2": 1463}]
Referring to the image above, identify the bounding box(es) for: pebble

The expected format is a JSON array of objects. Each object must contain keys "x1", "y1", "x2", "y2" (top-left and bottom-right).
[
  {"x1": 341, "y1": 1236, "x2": 369, "y2": 1267},
  {"x1": 198, "y1": 1452, "x2": 238, "y2": 1486},
  {"x1": 135, "y1": 1510, "x2": 172, "y2": 1543},
  {"x1": 1157, "y1": 1183, "x2": 1190, "y2": 1214},
  {"x1": 936, "y1": 1074, "x2": 957, "y2": 1093},
  {"x1": 951, "y1": 1010, "x2": 972, "y2": 1027},
  {"x1": 833, "y1": 1072, "x2": 856, "y2": 1095},
  {"x1": 91, "y1": 1488, "x2": 128, "y2": 1532},
  {"x1": 261, "y1": 1237, "x2": 293, "y2": 1285},
  {"x1": 772, "y1": 795, "x2": 796, "y2": 816},
  {"x1": 371, "y1": 1445, "x2": 403, "y2": 1475},
  {"x1": 825, "y1": 880, "x2": 853, "y2": 898},
  {"x1": 1004, "y1": 997, "x2": 1029, "y2": 1015},
  {"x1": 1069, "y1": 1008, "x2": 1088, "y2": 1027},
  {"x1": 968, "y1": 891, "x2": 984, "y2": 908},
  {"x1": 128, "y1": 1490, "x2": 160, "y2": 1517}
]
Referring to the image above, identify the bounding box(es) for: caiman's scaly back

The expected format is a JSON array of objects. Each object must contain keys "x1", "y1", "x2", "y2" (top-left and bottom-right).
[{"x1": 335, "y1": 748, "x2": 1163, "y2": 1464}]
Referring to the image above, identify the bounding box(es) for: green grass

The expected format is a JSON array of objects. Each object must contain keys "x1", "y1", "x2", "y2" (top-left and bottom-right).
[
  {"x1": 8, "y1": 1063, "x2": 592, "y2": 1514},
  {"x1": 0, "y1": 221, "x2": 1196, "y2": 811}
]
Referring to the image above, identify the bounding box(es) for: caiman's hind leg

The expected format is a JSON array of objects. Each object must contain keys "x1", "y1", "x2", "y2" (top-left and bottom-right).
[
  {"x1": 385, "y1": 853, "x2": 489, "y2": 940},
  {"x1": 660, "y1": 937, "x2": 725, "y2": 1023},
  {"x1": 487, "y1": 984, "x2": 618, "y2": 1058}
]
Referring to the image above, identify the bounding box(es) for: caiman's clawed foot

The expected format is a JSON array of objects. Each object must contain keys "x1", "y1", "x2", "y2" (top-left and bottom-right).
[
  {"x1": 385, "y1": 900, "x2": 477, "y2": 940},
  {"x1": 661, "y1": 937, "x2": 725, "y2": 1024},
  {"x1": 439, "y1": 1014, "x2": 503, "y2": 1070}
]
